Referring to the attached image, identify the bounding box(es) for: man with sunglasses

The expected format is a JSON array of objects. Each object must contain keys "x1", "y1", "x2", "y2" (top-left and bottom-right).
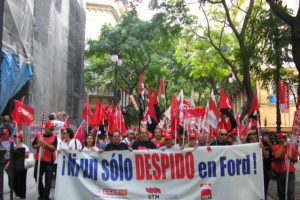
[
  {"x1": 32, "y1": 121, "x2": 57, "y2": 200},
  {"x1": 210, "y1": 129, "x2": 228, "y2": 146}
]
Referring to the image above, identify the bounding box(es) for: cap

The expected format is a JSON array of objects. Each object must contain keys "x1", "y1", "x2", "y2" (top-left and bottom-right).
[
  {"x1": 189, "y1": 133, "x2": 197, "y2": 139},
  {"x1": 2, "y1": 129, "x2": 9, "y2": 135},
  {"x1": 45, "y1": 121, "x2": 55, "y2": 127},
  {"x1": 61, "y1": 126, "x2": 66, "y2": 131},
  {"x1": 277, "y1": 133, "x2": 287, "y2": 138},
  {"x1": 14, "y1": 133, "x2": 24, "y2": 139},
  {"x1": 164, "y1": 134, "x2": 173, "y2": 140}
]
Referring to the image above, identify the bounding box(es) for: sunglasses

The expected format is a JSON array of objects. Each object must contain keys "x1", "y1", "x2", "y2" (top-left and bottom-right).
[{"x1": 220, "y1": 134, "x2": 227, "y2": 136}]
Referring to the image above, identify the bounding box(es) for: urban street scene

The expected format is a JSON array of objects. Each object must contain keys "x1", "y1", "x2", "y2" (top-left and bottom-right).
[{"x1": 0, "y1": 0, "x2": 300, "y2": 200}]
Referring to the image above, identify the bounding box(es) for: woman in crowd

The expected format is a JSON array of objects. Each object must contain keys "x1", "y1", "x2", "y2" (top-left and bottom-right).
[
  {"x1": 58, "y1": 128, "x2": 82, "y2": 151},
  {"x1": 13, "y1": 133, "x2": 29, "y2": 199},
  {"x1": 82, "y1": 134, "x2": 99, "y2": 152}
]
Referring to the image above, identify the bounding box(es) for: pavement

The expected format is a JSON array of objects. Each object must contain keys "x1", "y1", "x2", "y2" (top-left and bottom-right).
[{"x1": 3, "y1": 161, "x2": 300, "y2": 200}]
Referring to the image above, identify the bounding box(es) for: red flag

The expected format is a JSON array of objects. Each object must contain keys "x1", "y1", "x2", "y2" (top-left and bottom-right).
[
  {"x1": 63, "y1": 116, "x2": 70, "y2": 128},
  {"x1": 90, "y1": 100, "x2": 104, "y2": 127},
  {"x1": 153, "y1": 87, "x2": 159, "y2": 105},
  {"x1": 160, "y1": 78, "x2": 165, "y2": 98},
  {"x1": 11, "y1": 100, "x2": 35, "y2": 129},
  {"x1": 82, "y1": 96, "x2": 91, "y2": 122},
  {"x1": 183, "y1": 107, "x2": 205, "y2": 119},
  {"x1": 108, "y1": 102, "x2": 117, "y2": 133},
  {"x1": 115, "y1": 105, "x2": 127, "y2": 136},
  {"x1": 170, "y1": 94, "x2": 180, "y2": 134},
  {"x1": 74, "y1": 122, "x2": 86, "y2": 145},
  {"x1": 248, "y1": 94, "x2": 259, "y2": 120}
]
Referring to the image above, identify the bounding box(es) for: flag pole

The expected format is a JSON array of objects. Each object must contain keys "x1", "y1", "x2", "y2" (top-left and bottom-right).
[{"x1": 36, "y1": 112, "x2": 47, "y2": 199}]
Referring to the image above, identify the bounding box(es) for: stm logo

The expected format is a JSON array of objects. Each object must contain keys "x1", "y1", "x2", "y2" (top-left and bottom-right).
[
  {"x1": 146, "y1": 187, "x2": 161, "y2": 200},
  {"x1": 200, "y1": 184, "x2": 212, "y2": 200}
]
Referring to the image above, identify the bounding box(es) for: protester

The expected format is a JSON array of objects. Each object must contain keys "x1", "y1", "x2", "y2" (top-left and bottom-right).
[
  {"x1": 187, "y1": 133, "x2": 198, "y2": 148},
  {"x1": 240, "y1": 135, "x2": 247, "y2": 144},
  {"x1": 49, "y1": 113, "x2": 65, "y2": 138},
  {"x1": 122, "y1": 129, "x2": 135, "y2": 147},
  {"x1": 130, "y1": 128, "x2": 156, "y2": 150},
  {"x1": 159, "y1": 134, "x2": 177, "y2": 150},
  {"x1": 228, "y1": 129, "x2": 241, "y2": 144},
  {"x1": 261, "y1": 130, "x2": 274, "y2": 199},
  {"x1": 210, "y1": 129, "x2": 228, "y2": 146},
  {"x1": 0, "y1": 128, "x2": 13, "y2": 189},
  {"x1": 271, "y1": 133, "x2": 298, "y2": 200},
  {"x1": 59, "y1": 128, "x2": 82, "y2": 151},
  {"x1": 151, "y1": 128, "x2": 165, "y2": 149},
  {"x1": 0, "y1": 115, "x2": 14, "y2": 137},
  {"x1": 178, "y1": 130, "x2": 188, "y2": 147},
  {"x1": 13, "y1": 133, "x2": 29, "y2": 199},
  {"x1": 104, "y1": 131, "x2": 128, "y2": 151},
  {"x1": 227, "y1": 135, "x2": 234, "y2": 145},
  {"x1": 97, "y1": 132, "x2": 107, "y2": 150},
  {"x1": 82, "y1": 134, "x2": 99, "y2": 152},
  {"x1": 32, "y1": 121, "x2": 57, "y2": 200},
  {"x1": 247, "y1": 130, "x2": 259, "y2": 143},
  {"x1": 197, "y1": 134, "x2": 208, "y2": 147}
]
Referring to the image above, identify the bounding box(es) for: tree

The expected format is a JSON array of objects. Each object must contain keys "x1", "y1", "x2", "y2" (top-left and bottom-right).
[
  {"x1": 150, "y1": 0, "x2": 270, "y2": 121},
  {"x1": 266, "y1": 0, "x2": 300, "y2": 106}
]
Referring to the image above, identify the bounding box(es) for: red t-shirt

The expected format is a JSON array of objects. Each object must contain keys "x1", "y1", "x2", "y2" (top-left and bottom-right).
[{"x1": 271, "y1": 144, "x2": 298, "y2": 173}]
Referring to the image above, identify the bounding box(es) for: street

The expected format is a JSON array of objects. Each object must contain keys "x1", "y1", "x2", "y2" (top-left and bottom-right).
[{"x1": 3, "y1": 159, "x2": 300, "y2": 200}]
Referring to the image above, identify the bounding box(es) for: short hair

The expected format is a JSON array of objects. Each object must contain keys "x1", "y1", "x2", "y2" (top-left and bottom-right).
[
  {"x1": 66, "y1": 128, "x2": 74, "y2": 139},
  {"x1": 113, "y1": 131, "x2": 122, "y2": 137},
  {"x1": 48, "y1": 113, "x2": 56, "y2": 120}
]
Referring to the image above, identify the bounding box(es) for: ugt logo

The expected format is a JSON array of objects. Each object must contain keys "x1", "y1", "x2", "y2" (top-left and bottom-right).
[{"x1": 200, "y1": 184, "x2": 212, "y2": 200}]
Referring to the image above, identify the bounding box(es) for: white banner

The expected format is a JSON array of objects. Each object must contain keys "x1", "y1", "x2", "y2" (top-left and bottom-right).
[{"x1": 55, "y1": 143, "x2": 264, "y2": 200}]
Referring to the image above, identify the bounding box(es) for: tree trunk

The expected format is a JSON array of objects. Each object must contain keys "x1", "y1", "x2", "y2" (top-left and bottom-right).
[{"x1": 240, "y1": 48, "x2": 254, "y2": 122}]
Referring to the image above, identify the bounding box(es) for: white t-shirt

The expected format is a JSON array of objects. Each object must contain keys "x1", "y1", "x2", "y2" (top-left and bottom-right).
[
  {"x1": 51, "y1": 120, "x2": 65, "y2": 137},
  {"x1": 82, "y1": 146, "x2": 99, "y2": 152},
  {"x1": 59, "y1": 138, "x2": 82, "y2": 150}
]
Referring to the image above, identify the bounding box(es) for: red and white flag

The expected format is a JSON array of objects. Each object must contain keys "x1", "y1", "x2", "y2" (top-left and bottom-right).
[
  {"x1": 278, "y1": 80, "x2": 290, "y2": 113},
  {"x1": 129, "y1": 94, "x2": 139, "y2": 111},
  {"x1": 207, "y1": 90, "x2": 219, "y2": 130},
  {"x1": 11, "y1": 99, "x2": 35, "y2": 129}
]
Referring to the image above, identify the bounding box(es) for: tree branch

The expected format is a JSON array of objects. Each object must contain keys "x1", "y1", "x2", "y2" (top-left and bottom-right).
[
  {"x1": 222, "y1": 0, "x2": 241, "y2": 44},
  {"x1": 266, "y1": 0, "x2": 295, "y2": 26},
  {"x1": 240, "y1": 0, "x2": 254, "y2": 39},
  {"x1": 200, "y1": 5, "x2": 243, "y2": 90}
]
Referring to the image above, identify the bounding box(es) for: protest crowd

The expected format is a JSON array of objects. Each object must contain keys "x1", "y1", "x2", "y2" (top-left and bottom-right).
[{"x1": 0, "y1": 83, "x2": 299, "y2": 200}]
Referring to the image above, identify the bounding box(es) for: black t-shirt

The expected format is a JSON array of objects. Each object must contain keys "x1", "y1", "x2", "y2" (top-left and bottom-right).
[
  {"x1": 104, "y1": 142, "x2": 128, "y2": 151},
  {"x1": 132, "y1": 140, "x2": 156, "y2": 150},
  {"x1": 210, "y1": 140, "x2": 228, "y2": 146}
]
